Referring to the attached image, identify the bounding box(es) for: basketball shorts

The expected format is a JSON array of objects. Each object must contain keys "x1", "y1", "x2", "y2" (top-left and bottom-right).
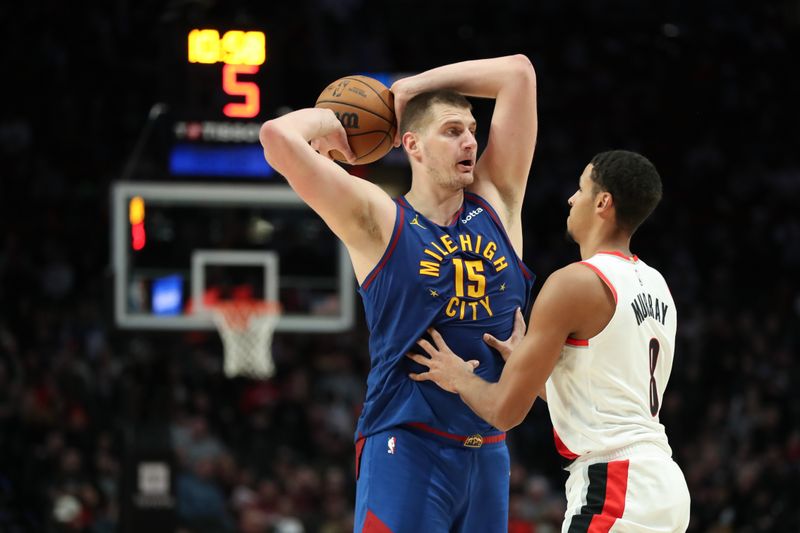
[
  {"x1": 562, "y1": 442, "x2": 690, "y2": 532},
  {"x1": 354, "y1": 424, "x2": 510, "y2": 533}
]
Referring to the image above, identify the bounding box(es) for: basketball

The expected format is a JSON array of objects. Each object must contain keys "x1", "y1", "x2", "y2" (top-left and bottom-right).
[{"x1": 315, "y1": 75, "x2": 396, "y2": 165}]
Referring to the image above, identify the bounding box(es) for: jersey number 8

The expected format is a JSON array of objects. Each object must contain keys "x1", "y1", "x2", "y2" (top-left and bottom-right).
[{"x1": 648, "y1": 338, "x2": 660, "y2": 416}]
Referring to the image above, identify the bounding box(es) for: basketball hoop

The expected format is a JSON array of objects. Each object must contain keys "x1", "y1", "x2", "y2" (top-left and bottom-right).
[{"x1": 210, "y1": 300, "x2": 281, "y2": 379}]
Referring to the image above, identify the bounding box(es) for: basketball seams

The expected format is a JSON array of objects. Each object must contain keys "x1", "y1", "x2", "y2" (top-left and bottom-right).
[
  {"x1": 316, "y1": 75, "x2": 396, "y2": 164},
  {"x1": 354, "y1": 132, "x2": 393, "y2": 163},
  {"x1": 315, "y1": 100, "x2": 394, "y2": 127},
  {"x1": 341, "y1": 76, "x2": 395, "y2": 117},
  {"x1": 330, "y1": 132, "x2": 393, "y2": 164},
  {"x1": 348, "y1": 129, "x2": 397, "y2": 138}
]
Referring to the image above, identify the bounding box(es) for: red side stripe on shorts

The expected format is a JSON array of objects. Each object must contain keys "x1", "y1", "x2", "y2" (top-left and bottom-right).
[
  {"x1": 568, "y1": 460, "x2": 630, "y2": 532},
  {"x1": 587, "y1": 460, "x2": 630, "y2": 533},
  {"x1": 354, "y1": 434, "x2": 366, "y2": 480},
  {"x1": 363, "y1": 509, "x2": 393, "y2": 532}
]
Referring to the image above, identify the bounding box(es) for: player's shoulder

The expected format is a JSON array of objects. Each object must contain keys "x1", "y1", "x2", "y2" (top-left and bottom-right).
[
  {"x1": 552, "y1": 262, "x2": 603, "y2": 285},
  {"x1": 541, "y1": 263, "x2": 600, "y2": 294},
  {"x1": 464, "y1": 180, "x2": 519, "y2": 222},
  {"x1": 635, "y1": 257, "x2": 664, "y2": 278},
  {"x1": 465, "y1": 180, "x2": 501, "y2": 205},
  {"x1": 542, "y1": 262, "x2": 612, "y2": 305},
  {"x1": 532, "y1": 263, "x2": 613, "y2": 332}
]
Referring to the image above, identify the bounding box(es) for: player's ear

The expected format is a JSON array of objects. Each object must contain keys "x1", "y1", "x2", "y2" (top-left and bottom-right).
[
  {"x1": 403, "y1": 131, "x2": 422, "y2": 160},
  {"x1": 596, "y1": 192, "x2": 613, "y2": 211}
]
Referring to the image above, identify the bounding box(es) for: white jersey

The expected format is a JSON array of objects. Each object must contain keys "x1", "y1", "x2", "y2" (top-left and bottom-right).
[{"x1": 545, "y1": 251, "x2": 677, "y2": 461}]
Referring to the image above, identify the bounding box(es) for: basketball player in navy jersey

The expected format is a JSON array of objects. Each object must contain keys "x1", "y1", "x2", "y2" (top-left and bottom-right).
[
  {"x1": 260, "y1": 55, "x2": 537, "y2": 532},
  {"x1": 409, "y1": 151, "x2": 691, "y2": 532}
]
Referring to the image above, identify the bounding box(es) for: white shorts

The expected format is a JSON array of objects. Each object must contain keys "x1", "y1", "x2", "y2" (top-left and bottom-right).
[{"x1": 562, "y1": 442, "x2": 690, "y2": 532}]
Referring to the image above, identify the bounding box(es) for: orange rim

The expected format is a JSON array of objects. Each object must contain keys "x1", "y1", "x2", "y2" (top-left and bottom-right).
[{"x1": 210, "y1": 301, "x2": 281, "y2": 331}]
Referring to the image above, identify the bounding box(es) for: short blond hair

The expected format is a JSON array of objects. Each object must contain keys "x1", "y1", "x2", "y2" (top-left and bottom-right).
[{"x1": 399, "y1": 90, "x2": 472, "y2": 135}]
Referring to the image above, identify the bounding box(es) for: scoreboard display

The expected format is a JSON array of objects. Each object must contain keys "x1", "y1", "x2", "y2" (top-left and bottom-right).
[
  {"x1": 166, "y1": 27, "x2": 276, "y2": 179},
  {"x1": 160, "y1": 26, "x2": 405, "y2": 180},
  {"x1": 187, "y1": 29, "x2": 266, "y2": 116},
  {"x1": 184, "y1": 29, "x2": 265, "y2": 119}
]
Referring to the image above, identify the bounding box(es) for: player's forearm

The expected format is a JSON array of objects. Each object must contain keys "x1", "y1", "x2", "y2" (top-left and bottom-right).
[
  {"x1": 260, "y1": 108, "x2": 346, "y2": 196},
  {"x1": 260, "y1": 108, "x2": 338, "y2": 150},
  {"x1": 455, "y1": 374, "x2": 519, "y2": 432},
  {"x1": 259, "y1": 108, "x2": 338, "y2": 179},
  {"x1": 397, "y1": 55, "x2": 535, "y2": 100}
]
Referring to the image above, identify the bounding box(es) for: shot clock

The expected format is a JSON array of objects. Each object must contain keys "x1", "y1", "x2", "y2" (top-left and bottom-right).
[
  {"x1": 187, "y1": 29, "x2": 266, "y2": 118},
  {"x1": 168, "y1": 27, "x2": 275, "y2": 178},
  {"x1": 162, "y1": 26, "x2": 399, "y2": 178}
]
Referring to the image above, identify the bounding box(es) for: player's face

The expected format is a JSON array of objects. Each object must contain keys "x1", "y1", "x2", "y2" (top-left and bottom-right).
[
  {"x1": 419, "y1": 104, "x2": 478, "y2": 189},
  {"x1": 566, "y1": 164, "x2": 596, "y2": 242}
]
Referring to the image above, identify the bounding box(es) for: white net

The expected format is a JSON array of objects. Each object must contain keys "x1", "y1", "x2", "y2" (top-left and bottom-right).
[{"x1": 211, "y1": 301, "x2": 280, "y2": 379}]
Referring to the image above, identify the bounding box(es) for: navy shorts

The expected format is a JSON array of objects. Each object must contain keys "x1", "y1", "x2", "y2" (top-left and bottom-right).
[{"x1": 354, "y1": 424, "x2": 510, "y2": 533}]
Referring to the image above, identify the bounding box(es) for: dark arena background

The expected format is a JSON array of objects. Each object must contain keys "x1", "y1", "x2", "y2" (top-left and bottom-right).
[{"x1": 1, "y1": 1, "x2": 799, "y2": 532}]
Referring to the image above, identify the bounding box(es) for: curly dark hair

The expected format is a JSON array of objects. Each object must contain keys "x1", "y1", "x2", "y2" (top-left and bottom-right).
[
  {"x1": 399, "y1": 90, "x2": 472, "y2": 135},
  {"x1": 589, "y1": 150, "x2": 663, "y2": 234}
]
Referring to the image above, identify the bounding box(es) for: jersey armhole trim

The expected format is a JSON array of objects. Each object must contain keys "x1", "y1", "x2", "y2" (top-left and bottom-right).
[
  {"x1": 578, "y1": 261, "x2": 618, "y2": 304},
  {"x1": 464, "y1": 191, "x2": 534, "y2": 279},
  {"x1": 360, "y1": 203, "x2": 405, "y2": 291},
  {"x1": 565, "y1": 337, "x2": 589, "y2": 347}
]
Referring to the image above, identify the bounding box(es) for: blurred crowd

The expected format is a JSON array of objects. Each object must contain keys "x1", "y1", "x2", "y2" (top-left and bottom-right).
[{"x1": 1, "y1": 0, "x2": 799, "y2": 531}]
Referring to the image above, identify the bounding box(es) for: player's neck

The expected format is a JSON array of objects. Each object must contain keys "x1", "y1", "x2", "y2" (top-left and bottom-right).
[
  {"x1": 404, "y1": 186, "x2": 465, "y2": 226},
  {"x1": 579, "y1": 231, "x2": 631, "y2": 261}
]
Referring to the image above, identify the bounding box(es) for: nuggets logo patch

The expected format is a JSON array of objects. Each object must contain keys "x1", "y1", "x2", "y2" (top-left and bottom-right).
[{"x1": 463, "y1": 434, "x2": 483, "y2": 448}]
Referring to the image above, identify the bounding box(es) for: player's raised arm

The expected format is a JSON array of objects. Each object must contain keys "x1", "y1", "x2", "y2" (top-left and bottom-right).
[
  {"x1": 391, "y1": 56, "x2": 537, "y2": 196},
  {"x1": 472, "y1": 55, "x2": 537, "y2": 204},
  {"x1": 259, "y1": 108, "x2": 396, "y2": 281},
  {"x1": 391, "y1": 55, "x2": 536, "y2": 252}
]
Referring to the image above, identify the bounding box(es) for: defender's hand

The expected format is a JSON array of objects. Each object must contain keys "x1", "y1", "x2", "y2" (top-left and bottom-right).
[
  {"x1": 483, "y1": 307, "x2": 526, "y2": 361},
  {"x1": 407, "y1": 328, "x2": 479, "y2": 394}
]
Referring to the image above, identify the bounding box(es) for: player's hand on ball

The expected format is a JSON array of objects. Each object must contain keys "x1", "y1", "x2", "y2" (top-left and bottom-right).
[
  {"x1": 316, "y1": 76, "x2": 395, "y2": 164},
  {"x1": 310, "y1": 118, "x2": 356, "y2": 164},
  {"x1": 389, "y1": 78, "x2": 414, "y2": 147},
  {"x1": 483, "y1": 307, "x2": 526, "y2": 361},
  {"x1": 407, "y1": 328, "x2": 479, "y2": 394}
]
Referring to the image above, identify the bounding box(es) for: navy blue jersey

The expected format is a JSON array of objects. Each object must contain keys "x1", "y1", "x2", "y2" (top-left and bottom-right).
[{"x1": 356, "y1": 192, "x2": 535, "y2": 439}]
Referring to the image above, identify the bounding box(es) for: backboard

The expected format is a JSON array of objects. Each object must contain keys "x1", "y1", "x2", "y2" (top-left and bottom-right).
[{"x1": 112, "y1": 182, "x2": 355, "y2": 332}]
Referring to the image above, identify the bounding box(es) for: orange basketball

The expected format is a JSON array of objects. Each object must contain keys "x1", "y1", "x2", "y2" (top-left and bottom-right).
[{"x1": 315, "y1": 75, "x2": 396, "y2": 165}]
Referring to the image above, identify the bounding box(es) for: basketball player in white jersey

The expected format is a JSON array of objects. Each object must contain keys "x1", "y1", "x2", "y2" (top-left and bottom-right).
[{"x1": 408, "y1": 150, "x2": 691, "y2": 532}]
